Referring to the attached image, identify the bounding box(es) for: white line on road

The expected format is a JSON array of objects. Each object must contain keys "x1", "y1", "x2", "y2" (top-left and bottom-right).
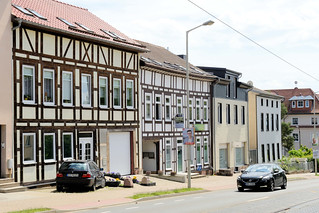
[
  {"x1": 154, "y1": 202, "x2": 164, "y2": 205},
  {"x1": 101, "y1": 211, "x2": 111, "y2": 213},
  {"x1": 247, "y1": 196, "x2": 269, "y2": 202},
  {"x1": 174, "y1": 199, "x2": 185, "y2": 202},
  {"x1": 193, "y1": 196, "x2": 203, "y2": 199},
  {"x1": 126, "y1": 206, "x2": 139, "y2": 210}
]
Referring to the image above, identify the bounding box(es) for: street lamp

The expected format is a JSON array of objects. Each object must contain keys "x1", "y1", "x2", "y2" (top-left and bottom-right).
[
  {"x1": 186, "y1": 20, "x2": 214, "y2": 188},
  {"x1": 313, "y1": 92, "x2": 319, "y2": 175}
]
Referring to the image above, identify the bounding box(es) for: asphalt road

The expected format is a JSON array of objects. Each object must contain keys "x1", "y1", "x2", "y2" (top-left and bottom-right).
[{"x1": 77, "y1": 178, "x2": 319, "y2": 213}]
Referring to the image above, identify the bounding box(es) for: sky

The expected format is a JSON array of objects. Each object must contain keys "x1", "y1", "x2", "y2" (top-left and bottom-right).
[{"x1": 59, "y1": 0, "x2": 319, "y2": 91}]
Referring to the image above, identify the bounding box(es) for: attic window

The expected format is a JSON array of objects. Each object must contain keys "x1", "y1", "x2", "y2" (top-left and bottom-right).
[
  {"x1": 100, "y1": 29, "x2": 126, "y2": 41},
  {"x1": 57, "y1": 17, "x2": 77, "y2": 29},
  {"x1": 26, "y1": 8, "x2": 47, "y2": 20},
  {"x1": 12, "y1": 4, "x2": 33, "y2": 16},
  {"x1": 75, "y1": 22, "x2": 93, "y2": 33}
]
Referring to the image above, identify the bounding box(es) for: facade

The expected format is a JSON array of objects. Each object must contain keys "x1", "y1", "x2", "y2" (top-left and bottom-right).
[
  {"x1": 0, "y1": 0, "x2": 13, "y2": 178},
  {"x1": 248, "y1": 87, "x2": 283, "y2": 164},
  {"x1": 11, "y1": 0, "x2": 146, "y2": 185},
  {"x1": 138, "y1": 41, "x2": 218, "y2": 174},
  {"x1": 199, "y1": 67, "x2": 251, "y2": 172},
  {"x1": 270, "y1": 87, "x2": 319, "y2": 150}
]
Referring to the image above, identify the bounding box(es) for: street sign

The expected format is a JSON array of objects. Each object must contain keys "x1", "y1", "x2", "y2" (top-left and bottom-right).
[{"x1": 313, "y1": 150, "x2": 319, "y2": 159}]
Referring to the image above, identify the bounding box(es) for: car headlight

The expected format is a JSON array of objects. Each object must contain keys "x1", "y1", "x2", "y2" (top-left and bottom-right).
[
  {"x1": 237, "y1": 176, "x2": 242, "y2": 180},
  {"x1": 262, "y1": 175, "x2": 271, "y2": 180}
]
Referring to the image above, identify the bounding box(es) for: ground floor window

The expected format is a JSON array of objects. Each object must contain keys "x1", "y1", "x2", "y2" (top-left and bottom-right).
[
  {"x1": 219, "y1": 148, "x2": 228, "y2": 169},
  {"x1": 63, "y1": 133, "x2": 73, "y2": 160},
  {"x1": 261, "y1": 144, "x2": 265, "y2": 163},
  {"x1": 44, "y1": 133, "x2": 55, "y2": 162},
  {"x1": 165, "y1": 140, "x2": 171, "y2": 169},
  {"x1": 23, "y1": 133, "x2": 36, "y2": 164},
  {"x1": 196, "y1": 138, "x2": 201, "y2": 165},
  {"x1": 203, "y1": 137, "x2": 208, "y2": 164},
  {"x1": 235, "y1": 147, "x2": 244, "y2": 166}
]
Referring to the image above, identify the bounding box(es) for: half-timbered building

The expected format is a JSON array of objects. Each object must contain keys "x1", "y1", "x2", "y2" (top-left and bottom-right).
[
  {"x1": 11, "y1": 0, "x2": 146, "y2": 185},
  {"x1": 138, "y1": 41, "x2": 218, "y2": 175}
]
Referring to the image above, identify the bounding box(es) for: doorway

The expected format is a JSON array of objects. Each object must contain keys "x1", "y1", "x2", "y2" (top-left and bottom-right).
[
  {"x1": 177, "y1": 140, "x2": 184, "y2": 173},
  {"x1": 79, "y1": 137, "x2": 93, "y2": 161}
]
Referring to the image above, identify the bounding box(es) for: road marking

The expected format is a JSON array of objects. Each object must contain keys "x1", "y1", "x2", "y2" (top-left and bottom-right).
[
  {"x1": 101, "y1": 211, "x2": 111, "y2": 213},
  {"x1": 154, "y1": 202, "x2": 164, "y2": 205},
  {"x1": 247, "y1": 196, "x2": 269, "y2": 202},
  {"x1": 174, "y1": 199, "x2": 185, "y2": 202},
  {"x1": 193, "y1": 196, "x2": 202, "y2": 199},
  {"x1": 126, "y1": 206, "x2": 139, "y2": 210}
]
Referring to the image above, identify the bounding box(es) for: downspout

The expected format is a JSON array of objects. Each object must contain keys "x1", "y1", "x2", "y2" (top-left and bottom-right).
[
  {"x1": 211, "y1": 77, "x2": 220, "y2": 174},
  {"x1": 246, "y1": 87, "x2": 253, "y2": 166},
  {"x1": 12, "y1": 19, "x2": 22, "y2": 31}
]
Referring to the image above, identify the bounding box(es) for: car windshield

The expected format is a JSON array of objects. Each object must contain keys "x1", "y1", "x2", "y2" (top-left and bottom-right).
[
  {"x1": 60, "y1": 162, "x2": 88, "y2": 171},
  {"x1": 246, "y1": 164, "x2": 272, "y2": 173}
]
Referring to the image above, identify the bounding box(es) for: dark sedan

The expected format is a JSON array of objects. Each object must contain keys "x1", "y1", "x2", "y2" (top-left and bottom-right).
[
  {"x1": 237, "y1": 163, "x2": 287, "y2": 192},
  {"x1": 56, "y1": 160, "x2": 106, "y2": 192}
]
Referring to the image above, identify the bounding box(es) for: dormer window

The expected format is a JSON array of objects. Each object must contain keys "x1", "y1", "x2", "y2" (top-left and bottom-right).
[
  {"x1": 12, "y1": 4, "x2": 33, "y2": 16},
  {"x1": 297, "y1": 100, "x2": 304, "y2": 108},
  {"x1": 306, "y1": 100, "x2": 309, "y2": 108},
  {"x1": 75, "y1": 22, "x2": 93, "y2": 33},
  {"x1": 57, "y1": 17, "x2": 77, "y2": 29},
  {"x1": 292, "y1": 101, "x2": 296, "y2": 108},
  {"x1": 26, "y1": 8, "x2": 47, "y2": 20}
]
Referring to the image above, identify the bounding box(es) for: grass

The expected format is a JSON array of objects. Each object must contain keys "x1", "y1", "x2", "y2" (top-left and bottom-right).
[
  {"x1": 8, "y1": 208, "x2": 51, "y2": 213},
  {"x1": 129, "y1": 187, "x2": 203, "y2": 199}
]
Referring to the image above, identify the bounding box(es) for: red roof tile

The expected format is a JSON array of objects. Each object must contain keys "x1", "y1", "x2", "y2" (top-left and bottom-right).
[{"x1": 12, "y1": 0, "x2": 145, "y2": 51}]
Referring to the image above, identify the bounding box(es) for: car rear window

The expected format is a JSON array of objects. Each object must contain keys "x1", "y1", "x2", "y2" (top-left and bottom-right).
[{"x1": 60, "y1": 162, "x2": 88, "y2": 171}]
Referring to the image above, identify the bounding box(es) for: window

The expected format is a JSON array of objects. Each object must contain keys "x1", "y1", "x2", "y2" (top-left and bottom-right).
[
  {"x1": 293, "y1": 133, "x2": 299, "y2": 142},
  {"x1": 165, "y1": 96, "x2": 171, "y2": 121},
  {"x1": 261, "y1": 98, "x2": 264, "y2": 106},
  {"x1": 145, "y1": 94, "x2": 152, "y2": 120},
  {"x1": 235, "y1": 147, "x2": 244, "y2": 166},
  {"x1": 203, "y1": 100, "x2": 208, "y2": 121},
  {"x1": 297, "y1": 100, "x2": 304, "y2": 108},
  {"x1": 177, "y1": 97, "x2": 183, "y2": 115},
  {"x1": 266, "y1": 99, "x2": 269, "y2": 107},
  {"x1": 261, "y1": 145, "x2": 265, "y2": 163},
  {"x1": 196, "y1": 138, "x2": 201, "y2": 165},
  {"x1": 62, "y1": 71, "x2": 73, "y2": 105},
  {"x1": 306, "y1": 100, "x2": 309, "y2": 108},
  {"x1": 126, "y1": 80, "x2": 134, "y2": 108},
  {"x1": 26, "y1": 8, "x2": 47, "y2": 20},
  {"x1": 271, "y1": 100, "x2": 274, "y2": 108},
  {"x1": 165, "y1": 140, "x2": 171, "y2": 169},
  {"x1": 292, "y1": 118, "x2": 298, "y2": 125},
  {"x1": 261, "y1": 113, "x2": 264, "y2": 131},
  {"x1": 13, "y1": 4, "x2": 34, "y2": 16},
  {"x1": 271, "y1": 114, "x2": 274, "y2": 131},
  {"x1": 276, "y1": 114, "x2": 279, "y2": 131},
  {"x1": 99, "y1": 77, "x2": 108, "y2": 108},
  {"x1": 218, "y1": 103, "x2": 222, "y2": 124},
  {"x1": 204, "y1": 137, "x2": 208, "y2": 164},
  {"x1": 312, "y1": 117, "x2": 318, "y2": 125},
  {"x1": 266, "y1": 113, "x2": 269, "y2": 131},
  {"x1": 272, "y1": 144, "x2": 276, "y2": 161},
  {"x1": 63, "y1": 133, "x2": 73, "y2": 160},
  {"x1": 44, "y1": 133, "x2": 55, "y2": 162},
  {"x1": 226, "y1": 104, "x2": 231, "y2": 124},
  {"x1": 241, "y1": 106, "x2": 245, "y2": 125},
  {"x1": 234, "y1": 105, "x2": 238, "y2": 124},
  {"x1": 292, "y1": 101, "x2": 296, "y2": 108},
  {"x1": 155, "y1": 95, "x2": 162, "y2": 121},
  {"x1": 43, "y1": 69, "x2": 54, "y2": 105},
  {"x1": 226, "y1": 76, "x2": 230, "y2": 97},
  {"x1": 189, "y1": 99, "x2": 193, "y2": 122},
  {"x1": 276, "y1": 101, "x2": 279, "y2": 108},
  {"x1": 23, "y1": 133, "x2": 36, "y2": 164},
  {"x1": 75, "y1": 22, "x2": 93, "y2": 33},
  {"x1": 22, "y1": 65, "x2": 35, "y2": 104},
  {"x1": 81, "y1": 74, "x2": 91, "y2": 107},
  {"x1": 113, "y1": 78, "x2": 121, "y2": 108},
  {"x1": 277, "y1": 143, "x2": 280, "y2": 159},
  {"x1": 57, "y1": 17, "x2": 77, "y2": 28},
  {"x1": 267, "y1": 144, "x2": 270, "y2": 162},
  {"x1": 196, "y1": 99, "x2": 201, "y2": 121}
]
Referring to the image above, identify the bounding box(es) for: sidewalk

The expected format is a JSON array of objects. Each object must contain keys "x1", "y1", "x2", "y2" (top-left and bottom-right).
[{"x1": 0, "y1": 173, "x2": 317, "y2": 213}]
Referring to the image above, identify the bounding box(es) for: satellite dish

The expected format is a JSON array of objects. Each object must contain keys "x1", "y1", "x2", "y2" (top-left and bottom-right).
[{"x1": 247, "y1": 80, "x2": 253, "y2": 86}]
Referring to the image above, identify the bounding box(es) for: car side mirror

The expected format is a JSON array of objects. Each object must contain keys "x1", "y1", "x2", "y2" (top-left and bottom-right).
[
  {"x1": 274, "y1": 168, "x2": 279, "y2": 173},
  {"x1": 100, "y1": 168, "x2": 104, "y2": 171},
  {"x1": 241, "y1": 169, "x2": 245, "y2": 173}
]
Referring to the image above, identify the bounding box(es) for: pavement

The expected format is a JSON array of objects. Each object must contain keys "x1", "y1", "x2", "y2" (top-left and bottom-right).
[{"x1": 0, "y1": 173, "x2": 318, "y2": 213}]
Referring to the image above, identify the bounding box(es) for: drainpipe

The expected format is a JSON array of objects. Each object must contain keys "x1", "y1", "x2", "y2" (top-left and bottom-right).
[
  {"x1": 211, "y1": 77, "x2": 220, "y2": 174},
  {"x1": 246, "y1": 87, "x2": 253, "y2": 165},
  {"x1": 12, "y1": 19, "x2": 22, "y2": 31}
]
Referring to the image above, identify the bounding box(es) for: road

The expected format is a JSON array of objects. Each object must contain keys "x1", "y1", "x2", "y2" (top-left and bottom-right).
[{"x1": 77, "y1": 178, "x2": 319, "y2": 213}]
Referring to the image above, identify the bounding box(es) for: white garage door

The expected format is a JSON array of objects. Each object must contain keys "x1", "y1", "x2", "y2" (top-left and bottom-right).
[{"x1": 109, "y1": 132, "x2": 131, "y2": 175}]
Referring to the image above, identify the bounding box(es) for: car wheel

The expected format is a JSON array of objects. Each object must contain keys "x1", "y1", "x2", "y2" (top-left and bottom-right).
[
  {"x1": 56, "y1": 184, "x2": 63, "y2": 192},
  {"x1": 268, "y1": 179, "x2": 274, "y2": 192},
  {"x1": 238, "y1": 187, "x2": 244, "y2": 192},
  {"x1": 281, "y1": 177, "x2": 287, "y2": 189},
  {"x1": 101, "y1": 178, "x2": 106, "y2": 188},
  {"x1": 91, "y1": 181, "x2": 97, "y2": 191}
]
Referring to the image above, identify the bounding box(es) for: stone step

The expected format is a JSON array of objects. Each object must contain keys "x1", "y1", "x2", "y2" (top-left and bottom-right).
[
  {"x1": 0, "y1": 178, "x2": 14, "y2": 184},
  {"x1": 0, "y1": 182, "x2": 21, "y2": 189},
  {"x1": 0, "y1": 186, "x2": 27, "y2": 193},
  {"x1": 190, "y1": 174, "x2": 206, "y2": 179}
]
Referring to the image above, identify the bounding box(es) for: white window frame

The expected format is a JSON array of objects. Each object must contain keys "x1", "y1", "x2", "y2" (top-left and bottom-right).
[
  {"x1": 203, "y1": 100, "x2": 208, "y2": 122},
  {"x1": 189, "y1": 99, "x2": 193, "y2": 122},
  {"x1": 177, "y1": 97, "x2": 183, "y2": 115},
  {"x1": 23, "y1": 133, "x2": 36, "y2": 164},
  {"x1": 62, "y1": 71, "x2": 73, "y2": 106},
  {"x1": 99, "y1": 76, "x2": 108, "y2": 108},
  {"x1": 145, "y1": 93, "x2": 152, "y2": 121},
  {"x1": 196, "y1": 99, "x2": 201, "y2": 122},
  {"x1": 126, "y1": 79, "x2": 134, "y2": 109},
  {"x1": 297, "y1": 100, "x2": 304, "y2": 108},
  {"x1": 306, "y1": 100, "x2": 309, "y2": 108},
  {"x1": 63, "y1": 133, "x2": 74, "y2": 160},
  {"x1": 165, "y1": 139, "x2": 172, "y2": 169},
  {"x1": 292, "y1": 117, "x2": 298, "y2": 125},
  {"x1": 155, "y1": 94, "x2": 162, "y2": 121},
  {"x1": 81, "y1": 74, "x2": 91, "y2": 107},
  {"x1": 43, "y1": 69, "x2": 55, "y2": 105},
  {"x1": 165, "y1": 96, "x2": 171, "y2": 121},
  {"x1": 113, "y1": 78, "x2": 121, "y2": 108},
  {"x1": 292, "y1": 101, "x2": 296, "y2": 108},
  {"x1": 196, "y1": 138, "x2": 201, "y2": 165},
  {"x1": 44, "y1": 133, "x2": 56, "y2": 162},
  {"x1": 203, "y1": 137, "x2": 209, "y2": 164},
  {"x1": 22, "y1": 65, "x2": 35, "y2": 104}
]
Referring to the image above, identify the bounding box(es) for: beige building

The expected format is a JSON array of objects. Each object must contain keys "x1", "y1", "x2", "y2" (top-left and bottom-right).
[{"x1": 0, "y1": 0, "x2": 13, "y2": 178}]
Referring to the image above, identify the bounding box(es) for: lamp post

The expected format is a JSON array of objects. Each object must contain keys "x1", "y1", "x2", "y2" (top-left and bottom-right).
[
  {"x1": 186, "y1": 20, "x2": 214, "y2": 188},
  {"x1": 313, "y1": 92, "x2": 318, "y2": 175}
]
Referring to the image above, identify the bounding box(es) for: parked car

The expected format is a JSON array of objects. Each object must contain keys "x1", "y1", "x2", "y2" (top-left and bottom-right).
[
  {"x1": 237, "y1": 163, "x2": 287, "y2": 192},
  {"x1": 56, "y1": 160, "x2": 106, "y2": 192}
]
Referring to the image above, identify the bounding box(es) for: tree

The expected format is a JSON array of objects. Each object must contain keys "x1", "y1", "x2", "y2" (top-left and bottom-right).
[{"x1": 281, "y1": 102, "x2": 294, "y2": 152}]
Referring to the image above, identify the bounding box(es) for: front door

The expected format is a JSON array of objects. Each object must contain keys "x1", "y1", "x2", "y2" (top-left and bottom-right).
[
  {"x1": 79, "y1": 138, "x2": 93, "y2": 161},
  {"x1": 177, "y1": 140, "x2": 184, "y2": 173}
]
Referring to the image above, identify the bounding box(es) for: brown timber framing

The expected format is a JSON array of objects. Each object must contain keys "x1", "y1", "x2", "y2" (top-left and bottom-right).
[{"x1": 12, "y1": 20, "x2": 142, "y2": 185}]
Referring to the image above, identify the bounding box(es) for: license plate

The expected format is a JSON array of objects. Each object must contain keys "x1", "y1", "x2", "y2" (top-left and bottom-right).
[
  {"x1": 67, "y1": 174, "x2": 79, "y2": 177},
  {"x1": 246, "y1": 182, "x2": 255, "y2": 186}
]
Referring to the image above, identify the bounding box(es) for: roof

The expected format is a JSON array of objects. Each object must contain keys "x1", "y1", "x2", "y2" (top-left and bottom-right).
[
  {"x1": 137, "y1": 40, "x2": 218, "y2": 81},
  {"x1": 197, "y1": 66, "x2": 242, "y2": 78},
  {"x1": 251, "y1": 87, "x2": 283, "y2": 100},
  {"x1": 289, "y1": 95, "x2": 314, "y2": 101},
  {"x1": 11, "y1": 0, "x2": 146, "y2": 52}
]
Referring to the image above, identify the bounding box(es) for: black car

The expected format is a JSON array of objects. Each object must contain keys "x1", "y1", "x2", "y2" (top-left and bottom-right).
[
  {"x1": 56, "y1": 160, "x2": 106, "y2": 192},
  {"x1": 237, "y1": 163, "x2": 287, "y2": 192}
]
